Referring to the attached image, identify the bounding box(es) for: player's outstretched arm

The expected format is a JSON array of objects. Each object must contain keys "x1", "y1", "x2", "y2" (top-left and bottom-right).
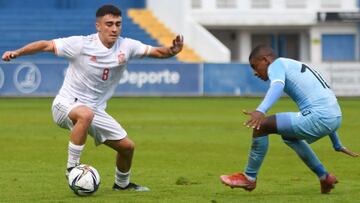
[
  {"x1": 2, "y1": 40, "x2": 55, "y2": 61},
  {"x1": 149, "y1": 35, "x2": 183, "y2": 58},
  {"x1": 329, "y1": 132, "x2": 359, "y2": 157}
]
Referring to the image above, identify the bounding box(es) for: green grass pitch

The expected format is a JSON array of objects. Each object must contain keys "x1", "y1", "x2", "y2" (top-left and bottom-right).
[{"x1": 0, "y1": 97, "x2": 359, "y2": 203}]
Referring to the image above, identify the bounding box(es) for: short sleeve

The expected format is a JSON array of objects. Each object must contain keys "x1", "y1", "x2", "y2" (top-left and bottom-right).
[
  {"x1": 125, "y1": 38, "x2": 152, "y2": 59},
  {"x1": 53, "y1": 36, "x2": 83, "y2": 59},
  {"x1": 268, "y1": 58, "x2": 286, "y2": 84}
]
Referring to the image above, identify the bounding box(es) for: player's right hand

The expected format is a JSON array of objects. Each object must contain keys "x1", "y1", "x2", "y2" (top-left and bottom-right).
[
  {"x1": 243, "y1": 109, "x2": 265, "y2": 130},
  {"x1": 2, "y1": 51, "x2": 18, "y2": 61}
]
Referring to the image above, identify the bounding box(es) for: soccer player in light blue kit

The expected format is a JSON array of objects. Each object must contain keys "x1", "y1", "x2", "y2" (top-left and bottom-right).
[{"x1": 220, "y1": 45, "x2": 358, "y2": 194}]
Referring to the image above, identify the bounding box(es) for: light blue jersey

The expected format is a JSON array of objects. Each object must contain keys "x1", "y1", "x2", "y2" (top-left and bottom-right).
[
  {"x1": 244, "y1": 57, "x2": 345, "y2": 181},
  {"x1": 268, "y1": 58, "x2": 341, "y2": 117}
]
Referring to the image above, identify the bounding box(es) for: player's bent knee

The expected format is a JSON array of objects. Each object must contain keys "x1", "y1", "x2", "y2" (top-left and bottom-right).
[
  {"x1": 281, "y1": 136, "x2": 299, "y2": 145},
  {"x1": 74, "y1": 108, "x2": 94, "y2": 124},
  {"x1": 80, "y1": 110, "x2": 94, "y2": 123},
  {"x1": 252, "y1": 129, "x2": 263, "y2": 137},
  {"x1": 252, "y1": 116, "x2": 278, "y2": 137},
  {"x1": 123, "y1": 140, "x2": 135, "y2": 152},
  {"x1": 115, "y1": 138, "x2": 135, "y2": 154},
  {"x1": 252, "y1": 128, "x2": 270, "y2": 137},
  {"x1": 282, "y1": 138, "x2": 294, "y2": 145},
  {"x1": 69, "y1": 105, "x2": 94, "y2": 123}
]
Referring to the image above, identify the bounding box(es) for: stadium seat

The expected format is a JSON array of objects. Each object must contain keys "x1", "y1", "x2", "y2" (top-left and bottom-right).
[
  {"x1": 128, "y1": 9, "x2": 203, "y2": 63},
  {"x1": 0, "y1": 4, "x2": 180, "y2": 62}
]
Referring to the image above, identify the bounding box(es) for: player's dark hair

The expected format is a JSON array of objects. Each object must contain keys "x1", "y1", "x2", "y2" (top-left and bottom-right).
[
  {"x1": 96, "y1": 4, "x2": 122, "y2": 18},
  {"x1": 249, "y1": 45, "x2": 277, "y2": 61}
]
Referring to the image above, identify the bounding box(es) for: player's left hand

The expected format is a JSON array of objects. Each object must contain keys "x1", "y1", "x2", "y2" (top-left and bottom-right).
[
  {"x1": 243, "y1": 110, "x2": 265, "y2": 130},
  {"x1": 169, "y1": 35, "x2": 183, "y2": 55},
  {"x1": 338, "y1": 147, "x2": 359, "y2": 157}
]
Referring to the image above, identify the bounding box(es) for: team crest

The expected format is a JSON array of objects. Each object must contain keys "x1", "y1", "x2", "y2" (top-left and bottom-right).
[
  {"x1": 118, "y1": 52, "x2": 126, "y2": 64},
  {"x1": 90, "y1": 55, "x2": 97, "y2": 62}
]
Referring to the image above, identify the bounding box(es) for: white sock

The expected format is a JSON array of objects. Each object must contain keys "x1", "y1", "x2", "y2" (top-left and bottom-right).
[
  {"x1": 243, "y1": 173, "x2": 256, "y2": 182},
  {"x1": 115, "y1": 167, "x2": 130, "y2": 188},
  {"x1": 319, "y1": 174, "x2": 327, "y2": 180},
  {"x1": 67, "y1": 142, "x2": 85, "y2": 169}
]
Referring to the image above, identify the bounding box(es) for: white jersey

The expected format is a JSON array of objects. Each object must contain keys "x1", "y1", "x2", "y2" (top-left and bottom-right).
[{"x1": 53, "y1": 33, "x2": 151, "y2": 109}]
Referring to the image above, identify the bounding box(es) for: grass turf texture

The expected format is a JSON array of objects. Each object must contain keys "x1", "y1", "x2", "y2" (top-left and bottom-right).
[{"x1": 0, "y1": 97, "x2": 359, "y2": 203}]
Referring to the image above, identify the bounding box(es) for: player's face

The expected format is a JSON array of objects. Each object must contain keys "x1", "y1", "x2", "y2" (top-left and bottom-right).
[
  {"x1": 96, "y1": 14, "x2": 122, "y2": 48},
  {"x1": 250, "y1": 56, "x2": 270, "y2": 81}
]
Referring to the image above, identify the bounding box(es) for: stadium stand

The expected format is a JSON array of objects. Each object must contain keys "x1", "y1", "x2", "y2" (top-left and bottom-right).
[
  {"x1": 0, "y1": 0, "x2": 182, "y2": 62},
  {"x1": 128, "y1": 9, "x2": 203, "y2": 62}
]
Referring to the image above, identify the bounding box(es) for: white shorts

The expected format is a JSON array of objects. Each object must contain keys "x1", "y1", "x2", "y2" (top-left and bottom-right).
[{"x1": 51, "y1": 95, "x2": 127, "y2": 146}]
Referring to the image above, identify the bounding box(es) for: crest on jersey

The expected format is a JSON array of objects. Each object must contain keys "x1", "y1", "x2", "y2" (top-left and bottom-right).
[
  {"x1": 90, "y1": 55, "x2": 97, "y2": 62},
  {"x1": 118, "y1": 52, "x2": 126, "y2": 64},
  {"x1": 13, "y1": 63, "x2": 41, "y2": 94}
]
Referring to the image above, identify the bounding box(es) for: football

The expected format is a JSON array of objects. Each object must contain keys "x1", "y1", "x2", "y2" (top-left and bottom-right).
[{"x1": 68, "y1": 164, "x2": 101, "y2": 196}]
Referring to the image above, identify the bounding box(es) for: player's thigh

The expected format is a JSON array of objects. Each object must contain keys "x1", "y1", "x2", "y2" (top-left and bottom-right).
[
  {"x1": 276, "y1": 112, "x2": 313, "y2": 141},
  {"x1": 276, "y1": 111, "x2": 339, "y2": 143},
  {"x1": 52, "y1": 95, "x2": 87, "y2": 129},
  {"x1": 275, "y1": 112, "x2": 297, "y2": 138},
  {"x1": 88, "y1": 110, "x2": 127, "y2": 146},
  {"x1": 318, "y1": 116, "x2": 341, "y2": 133}
]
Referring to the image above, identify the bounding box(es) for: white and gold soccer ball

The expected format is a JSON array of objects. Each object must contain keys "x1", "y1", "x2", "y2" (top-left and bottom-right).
[{"x1": 68, "y1": 164, "x2": 101, "y2": 196}]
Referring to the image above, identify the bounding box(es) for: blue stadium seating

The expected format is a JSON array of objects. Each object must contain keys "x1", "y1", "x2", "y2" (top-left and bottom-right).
[
  {"x1": 0, "y1": 0, "x2": 178, "y2": 62},
  {"x1": 0, "y1": 0, "x2": 145, "y2": 10}
]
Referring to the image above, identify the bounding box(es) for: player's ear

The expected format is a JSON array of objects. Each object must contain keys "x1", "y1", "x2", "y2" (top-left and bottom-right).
[
  {"x1": 263, "y1": 55, "x2": 272, "y2": 64},
  {"x1": 95, "y1": 21, "x2": 101, "y2": 32}
]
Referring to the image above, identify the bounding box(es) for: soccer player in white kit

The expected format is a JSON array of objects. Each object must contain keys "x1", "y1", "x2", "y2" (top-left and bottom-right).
[{"x1": 2, "y1": 4, "x2": 184, "y2": 191}]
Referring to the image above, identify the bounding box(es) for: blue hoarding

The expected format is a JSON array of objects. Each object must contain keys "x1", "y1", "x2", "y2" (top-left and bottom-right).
[
  {"x1": 203, "y1": 63, "x2": 269, "y2": 96},
  {"x1": 0, "y1": 62, "x2": 270, "y2": 97},
  {"x1": 0, "y1": 62, "x2": 201, "y2": 96},
  {"x1": 116, "y1": 63, "x2": 201, "y2": 96},
  {"x1": 0, "y1": 62, "x2": 66, "y2": 96}
]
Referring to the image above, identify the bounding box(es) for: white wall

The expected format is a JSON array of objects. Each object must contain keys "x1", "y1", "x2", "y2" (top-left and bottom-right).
[
  {"x1": 146, "y1": 0, "x2": 230, "y2": 62},
  {"x1": 146, "y1": 0, "x2": 359, "y2": 63},
  {"x1": 299, "y1": 31, "x2": 310, "y2": 62},
  {"x1": 191, "y1": 0, "x2": 358, "y2": 26},
  {"x1": 315, "y1": 62, "x2": 360, "y2": 96},
  {"x1": 146, "y1": 0, "x2": 186, "y2": 34},
  {"x1": 238, "y1": 31, "x2": 252, "y2": 63}
]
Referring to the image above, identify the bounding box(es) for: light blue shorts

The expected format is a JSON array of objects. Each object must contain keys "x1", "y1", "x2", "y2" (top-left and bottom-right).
[{"x1": 276, "y1": 110, "x2": 341, "y2": 143}]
